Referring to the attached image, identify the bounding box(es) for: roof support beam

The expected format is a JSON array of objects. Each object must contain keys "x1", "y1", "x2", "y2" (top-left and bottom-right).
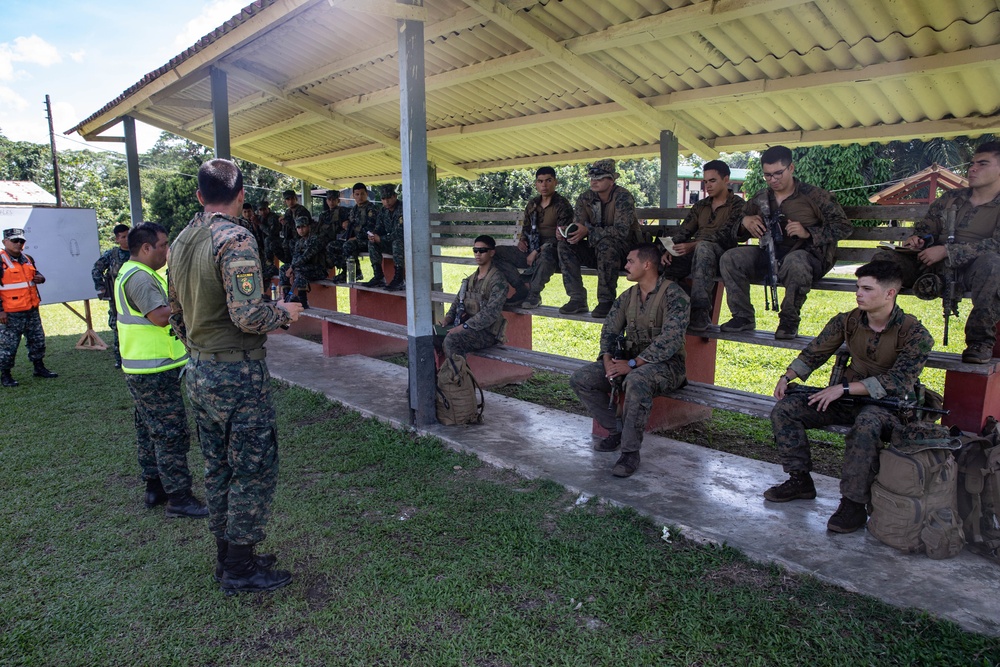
[
  {"x1": 231, "y1": 113, "x2": 325, "y2": 146},
  {"x1": 183, "y1": 90, "x2": 271, "y2": 132},
  {"x1": 457, "y1": 0, "x2": 719, "y2": 158},
  {"x1": 329, "y1": 0, "x2": 427, "y2": 21}
]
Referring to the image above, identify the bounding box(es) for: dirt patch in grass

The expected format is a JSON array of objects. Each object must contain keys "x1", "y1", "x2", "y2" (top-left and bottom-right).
[{"x1": 293, "y1": 406, "x2": 349, "y2": 427}]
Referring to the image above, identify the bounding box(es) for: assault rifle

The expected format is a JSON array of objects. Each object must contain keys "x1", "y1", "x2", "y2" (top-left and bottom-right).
[
  {"x1": 784, "y1": 383, "x2": 949, "y2": 421},
  {"x1": 526, "y1": 209, "x2": 541, "y2": 254},
  {"x1": 455, "y1": 277, "x2": 470, "y2": 324},
  {"x1": 608, "y1": 333, "x2": 628, "y2": 409},
  {"x1": 942, "y1": 205, "x2": 960, "y2": 346},
  {"x1": 757, "y1": 199, "x2": 785, "y2": 312}
]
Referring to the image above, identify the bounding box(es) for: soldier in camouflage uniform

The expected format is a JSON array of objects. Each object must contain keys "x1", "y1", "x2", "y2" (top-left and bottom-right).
[
  {"x1": 439, "y1": 236, "x2": 509, "y2": 358},
  {"x1": 765, "y1": 260, "x2": 933, "y2": 534},
  {"x1": 558, "y1": 159, "x2": 641, "y2": 319},
  {"x1": 257, "y1": 200, "x2": 281, "y2": 284},
  {"x1": 1, "y1": 227, "x2": 58, "y2": 387},
  {"x1": 570, "y1": 243, "x2": 688, "y2": 478},
  {"x1": 114, "y1": 222, "x2": 207, "y2": 518},
  {"x1": 366, "y1": 184, "x2": 406, "y2": 291},
  {"x1": 277, "y1": 190, "x2": 310, "y2": 267},
  {"x1": 332, "y1": 183, "x2": 377, "y2": 283},
  {"x1": 91, "y1": 223, "x2": 131, "y2": 367},
  {"x1": 315, "y1": 190, "x2": 349, "y2": 273},
  {"x1": 279, "y1": 217, "x2": 327, "y2": 308},
  {"x1": 168, "y1": 159, "x2": 303, "y2": 594},
  {"x1": 659, "y1": 160, "x2": 745, "y2": 332},
  {"x1": 719, "y1": 145, "x2": 851, "y2": 339},
  {"x1": 493, "y1": 166, "x2": 574, "y2": 308},
  {"x1": 872, "y1": 141, "x2": 1000, "y2": 364}
]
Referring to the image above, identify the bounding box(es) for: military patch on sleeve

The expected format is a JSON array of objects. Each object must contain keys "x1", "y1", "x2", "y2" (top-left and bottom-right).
[{"x1": 233, "y1": 270, "x2": 261, "y2": 301}]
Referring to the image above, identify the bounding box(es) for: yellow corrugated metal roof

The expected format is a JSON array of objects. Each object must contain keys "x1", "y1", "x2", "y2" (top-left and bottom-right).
[{"x1": 70, "y1": 0, "x2": 1000, "y2": 186}]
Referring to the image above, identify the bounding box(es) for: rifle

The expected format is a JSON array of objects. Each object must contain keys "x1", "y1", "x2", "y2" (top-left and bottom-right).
[
  {"x1": 608, "y1": 333, "x2": 629, "y2": 410},
  {"x1": 784, "y1": 383, "x2": 949, "y2": 421},
  {"x1": 757, "y1": 199, "x2": 785, "y2": 312},
  {"x1": 526, "y1": 209, "x2": 541, "y2": 254},
  {"x1": 942, "y1": 205, "x2": 960, "y2": 346},
  {"x1": 455, "y1": 277, "x2": 469, "y2": 324}
]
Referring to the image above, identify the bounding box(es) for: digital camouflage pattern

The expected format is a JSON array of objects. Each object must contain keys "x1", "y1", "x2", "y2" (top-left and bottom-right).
[
  {"x1": 571, "y1": 277, "x2": 689, "y2": 453},
  {"x1": 0, "y1": 309, "x2": 46, "y2": 370},
  {"x1": 280, "y1": 233, "x2": 328, "y2": 289},
  {"x1": 874, "y1": 187, "x2": 1000, "y2": 347},
  {"x1": 772, "y1": 306, "x2": 933, "y2": 503},
  {"x1": 560, "y1": 184, "x2": 639, "y2": 305},
  {"x1": 443, "y1": 266, "x2": 509, "y2": 358},
  {"x1": 238, "y1": 217, "x2": 276, "y2": 281},
  {"x1": 340, "y1": 200, "x2": 379, "y2": 267},
  {"x1": 370, "y1": 198, "x2": 405, "y2": 270},
  {"x1": 92, "y1": 246, "x2": 131, "y2": 361},
  {"x1": 185, "y1": 357, "x2": 278, "y2": 544},
  {"x1": 316, "y1": 205, "x2": 349, "y2": 268},
  {"x1": 125, "y1": 369, "x2": 194, "y2": 495}
]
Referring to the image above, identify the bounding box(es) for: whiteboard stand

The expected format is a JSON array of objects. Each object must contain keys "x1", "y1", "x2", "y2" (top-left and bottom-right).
[{"x1": 71, "y1": 300, "x2": 108, "y2": 351}]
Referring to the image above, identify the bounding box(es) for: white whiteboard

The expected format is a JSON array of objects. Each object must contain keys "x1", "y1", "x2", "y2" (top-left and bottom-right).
[{"x1": 0, "y1": 206, "x2": 101, "y2": 305}]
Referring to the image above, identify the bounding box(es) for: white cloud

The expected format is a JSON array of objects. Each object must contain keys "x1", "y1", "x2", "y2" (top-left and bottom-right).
[
  {"x1": 0, "y1": 34, "x2": 63, "y2": 82},
  {"x1": 173, "y1": 0, "x2": 248, "y2": 50},
  {"x1": 0, "y1": 84, "x2": 29, "y2": 111},
  {"x1": 69, "y1": 50, "x2": 86, "y2": 63}
]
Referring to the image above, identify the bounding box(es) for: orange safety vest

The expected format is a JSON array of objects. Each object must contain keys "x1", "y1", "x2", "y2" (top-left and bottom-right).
[{"x1": 0, "y1": 250, "x2": 41, "y2": 312}]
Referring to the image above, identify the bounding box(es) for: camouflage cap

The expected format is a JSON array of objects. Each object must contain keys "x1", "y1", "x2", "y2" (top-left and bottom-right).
[
  {"x1": 3, "y1": 228, "x2": 26, "y2": 241},
  {"x1": 913, "y1": 272, "x2": 943, "y2": 300},
  {"x1": 379, "y1": 184, "x2": 398, "y2": 198},
  {"x1": 325, "y1": 190, "x2": 339, "y2": 199},
  {"x1": 294, "y1": 216, "x2": 311, "y2": 228},
  {"x1": 587, "y1": 159, "x2": 618, "y2": 179},
  {"x1": 282, "y1": 189, "x2": 296, "y2": 199}
]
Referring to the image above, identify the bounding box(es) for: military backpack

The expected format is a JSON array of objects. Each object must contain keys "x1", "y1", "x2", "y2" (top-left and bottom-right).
[
  {"x1": 436, "y1": 354, "x2": 484, "y2": 425},
  {"x1": 954, "y1": 419, "x2": 1000, "y2": 563}
]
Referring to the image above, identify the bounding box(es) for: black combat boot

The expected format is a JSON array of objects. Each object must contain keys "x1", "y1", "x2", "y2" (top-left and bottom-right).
[
  {"x1": 332, "y1": 269, "x2": 347, "y2": 283},
  {"x1": 611, "y1": 451, "x2": 640, "y2": 477},
  {"x1": 165, "y1": 491, "x2": 209, "y2": 518},
  {"x1": 1, "y1": 370, "x2": 17, "y2": 387},
  {"x1": 32, "y1": 362, "x2": 58, "y2": 378},
  {"x1": 144, "y1": 477, "x2": 168, "y2": 509},
  {"x1": 213, "y1": 538, "x2": 278, "y2": 583},
  {"x1": 220, "y1": 543, "x2": 292, "y2": 594},
  {"x1": 385, "y1": 269, "x2": 406, "y2": 291},
  {"x1": 827, "y1": 497, "x2": 869, "y2": 533},
  {"x1": 763, "y1": 471, "x2": 816, "y2": 502},
  {"x1": 297, "y1": 291, "x2": 309, "y2": 309},
  {"x1": 362, "y1": 269, "x2": 386, "y2": 288}
]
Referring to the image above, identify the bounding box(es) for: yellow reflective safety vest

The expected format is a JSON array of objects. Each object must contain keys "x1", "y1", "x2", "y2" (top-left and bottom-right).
[{"x1": 113, "y1": 260, "x2": 189, "y2": 374}]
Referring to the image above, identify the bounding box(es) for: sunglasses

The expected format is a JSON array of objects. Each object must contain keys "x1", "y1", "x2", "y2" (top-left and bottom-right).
[
  {"x1": 472, "y1": 247, "x2": 491, "y2": 254},
  {"x1": 7, "y1": 239, "x2": 25, "y2": 244}
]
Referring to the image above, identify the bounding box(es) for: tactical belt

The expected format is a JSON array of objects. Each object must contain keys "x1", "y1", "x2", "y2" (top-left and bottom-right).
[{"x1": 189, "y1": 348, "x2": 267, "y2": 362}]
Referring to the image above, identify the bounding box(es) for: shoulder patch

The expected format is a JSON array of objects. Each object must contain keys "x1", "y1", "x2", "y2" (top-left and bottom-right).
[{"x1": 236, "y1": 272, "x2": 256, "y2": 297}]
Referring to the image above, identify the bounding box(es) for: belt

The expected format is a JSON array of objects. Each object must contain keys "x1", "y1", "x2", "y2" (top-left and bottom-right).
[{"x1": 189, "y1": 348, "x2": 267, "y2": 362}]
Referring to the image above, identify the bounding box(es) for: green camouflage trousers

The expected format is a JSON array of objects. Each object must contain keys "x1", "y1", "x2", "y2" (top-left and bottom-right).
[
  {"x1": 661, "y1": 241, "x2": 726, "y2": 311},
  {"x1": 185, "y1": 358, "x2": 279, "y2": 546},
  {"x1": 873, "y1": 249, "x2": 1000, "y2": 347},
  {"x1": 494, "y1": 241, "x2": 559, "y2": 298},
  {"x1": 369, "y1": 237, "x2": 405, "y2": 273},
  {"x1": 558, "y1": 238, "x2": 629, "y2": 305},
  {"x1": 719, "y1": 246, "x2": 824, "y2": 328},
  {"x1": 107, "y1": 303, "x2": 121, "y2": 363},
  {"x1": 279, "y1": 265, "x2": 328, "y2": 290},
  {"x1": 770, "y1": 393, "x2": 899, "y2": 503},
  {"x1": 570, "y1": 358, "x2": 687, "y2": 453},
  {"x1": 125, "y1": 369, "x2": 193, "y2": 494},
  {"x1": 442, "y1": 327, "x2": 498, "y2": 358},
  {"x1": 0, "y1": 308, "x2": 46, "y2": 370}
]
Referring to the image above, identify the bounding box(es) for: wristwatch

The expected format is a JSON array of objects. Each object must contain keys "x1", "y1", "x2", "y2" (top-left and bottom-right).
[
  {"x1": 627, "y1": 359, "x2": 637, "y2": 369},
  {"x1": 462, "y1": 323, "x2": 470, "y2": 329},
  {"x1": 842, "y1": 381, "x2": 850, "y2": 395}
]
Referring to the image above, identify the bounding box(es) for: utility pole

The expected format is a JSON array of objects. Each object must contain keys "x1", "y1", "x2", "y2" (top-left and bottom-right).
[{"x1": 44, "y1": 95, "x2": 63, "y2": 206}]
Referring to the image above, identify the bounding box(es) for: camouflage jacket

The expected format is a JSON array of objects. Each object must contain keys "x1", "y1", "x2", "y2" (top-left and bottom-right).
[
  {"x1": 168, "y1": 211, "x2": 290, "y2": 350},
  {"x1": 574, "y1": 184, "x2": 639, "y2": 248},
  {"x1": 91, "y1": 247, "x2": 131, "y2": 294},
  {"x1": 600, "y1": 276, "x2": 689, "y2": 364},
  {"x1": 671, "y1": 191, "x2": 745, "y2": 248},
  {"x1": 375, "y1": 200, "x2": 405, "y2": 244},
  {"x1": 238, "y1": 217, "x2": 268, "y2": 264},
  {"x1": 290, "y1": 234, "x2": 324, "y2": 269},
  {"x1": 346, "y1": 201, "x2": 379, "y2": 241},
  {"x1": 316, "y1": 206, "x2": 349, "y2": 247},
  {"x1": 788, "y1": 305, "x2": 933, "y2": 399},
  {"x1": 446, "y1": 265, "x2": 508, "y2": 334},
  {"x1": 915, "y1": 188, "x2": 1000, "y2": 270},
  {"x1": 522, "y1": 192, "x2": 573, "y2": 245},
  {"x1": 743, "y1": 179, "x2": 851, "y2": 273}
]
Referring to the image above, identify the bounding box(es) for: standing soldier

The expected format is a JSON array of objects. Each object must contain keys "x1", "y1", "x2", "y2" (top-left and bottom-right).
[
  {"x1": 168, "y1": 159, "x2": 303, "y2": 594},
  {"x1": 280, "y1": 217, "x2": 327, "y2": 308},
  {"x1": 1, "y1": 227, "x2": 58, "y2": 387},
  {"x1": 659, "y1": 160, "x2": 745, "y2": 331},
  {"x1": 92, "y1": 223, "x2": 131, "y2": 367},
  {"x1": 366, "y1": 184, "x2": 406, "y2": 291},
  {"x1": 569, "y1": 243, "x2": 689, "y2": 478},
  {"x1": 256, "y1": 200, "x2": 281, "y2": 291},
  {"x1": 558, "y1": 159, "x2": 641, "y2": 319},
  {"x1": 114, "y1": 222, "x2": 208, "y2": 518},
  {"x1": 278, "y1": 190, "x2": 310, "y2": 266}
]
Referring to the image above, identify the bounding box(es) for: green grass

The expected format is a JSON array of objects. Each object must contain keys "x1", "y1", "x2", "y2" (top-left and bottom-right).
[{"x1": 1, "y1": 309, "x2": 998, "y2": 664}]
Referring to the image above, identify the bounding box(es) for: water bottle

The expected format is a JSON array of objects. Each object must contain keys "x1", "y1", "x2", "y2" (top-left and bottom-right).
[{"x1": 346, "y1": 260, "x2": 356, "y2": 284}]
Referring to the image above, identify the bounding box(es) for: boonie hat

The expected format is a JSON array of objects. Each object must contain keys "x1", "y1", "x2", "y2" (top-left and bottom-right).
[
  {"x1": 3, "y1": 228, "x2": 26, "y2": 241},
  {"x1": 587, "y1": 159, "x2": 618, "y2": 179}
]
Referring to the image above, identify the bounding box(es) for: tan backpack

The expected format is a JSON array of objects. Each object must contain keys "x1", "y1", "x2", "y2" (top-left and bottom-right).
[
  {"x1": 867, "y1": 422, "x2": 964, "y2": 557},
  {"x1": 435, "y1": 355, "x2": 484, "y2": 425},
  {"x1": 954, "y1": 420, "x2": 1000, "y2": 562}
]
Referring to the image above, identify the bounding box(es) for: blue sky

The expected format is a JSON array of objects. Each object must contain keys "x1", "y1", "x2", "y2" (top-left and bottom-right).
[{"x1": 0, "y1": 0, "x2": 246, "y2": 153}]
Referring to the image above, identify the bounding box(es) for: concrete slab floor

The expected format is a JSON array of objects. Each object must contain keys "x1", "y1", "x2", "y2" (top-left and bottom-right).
[{"x1": 266, "y1": 334, "x2": 1000, "y2": 637}]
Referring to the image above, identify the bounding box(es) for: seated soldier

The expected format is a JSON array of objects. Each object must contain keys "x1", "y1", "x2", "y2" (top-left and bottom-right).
[
  {"x1": 872, "y1": 140, "x2": 1000, "y2": 363},
  {"x1": 765, "y1": 260, "x2": 933, "y2": 533},
  {"x1": 316, "y1": 190, "x2": 349, "y2": 276},
  {"x1": 719, "y1": 145, "x2": 851, "y2": 339},
  {"x1": 279, "y1": 217, "x2": 327, "y2": 309},
  {"x1": 365, "y1": 184, "x2": 406, "y2": 291},
  {"x1": 493, "y1": 166, "x2": 573, "y2": 308},
  {"x1": 279, "y1": 189, "x2": 310, "y2": 265},
  {"x1": 558, "y1": 159, "x2": 640, "y2": 319},
  {"x1": 332, "y1": 182, "x2": 377, "y2": 283},
  {"x1": 569, "y1": 243, "x2": 689, "y2": 478},
  {"x1": 438, "y1": 236, "x2": 509, "y2": 359},
  {"x1": 659, "y1": 159, "x2": 745, "y2": 331}
]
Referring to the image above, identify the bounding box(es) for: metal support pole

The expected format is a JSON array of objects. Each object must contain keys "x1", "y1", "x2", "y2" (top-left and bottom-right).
[
  {"x1": 398, "y1": 2, "x2": 436, "y2": 425},
  {"x1": 122, "y1": 116, "x2": 143, "y2": 226},
  {"x1": 210, "y1": 67, "x2": 231, "y2": 160},
  {"x1": 428, "y1": 161, "x2": 444, "y2": 322},
  {"x1": 659, "y1": 130, "x2": 679, "y2": 209},
  {"x1": 300, "y1": 179, "x2": 309, "y2": 213}
]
